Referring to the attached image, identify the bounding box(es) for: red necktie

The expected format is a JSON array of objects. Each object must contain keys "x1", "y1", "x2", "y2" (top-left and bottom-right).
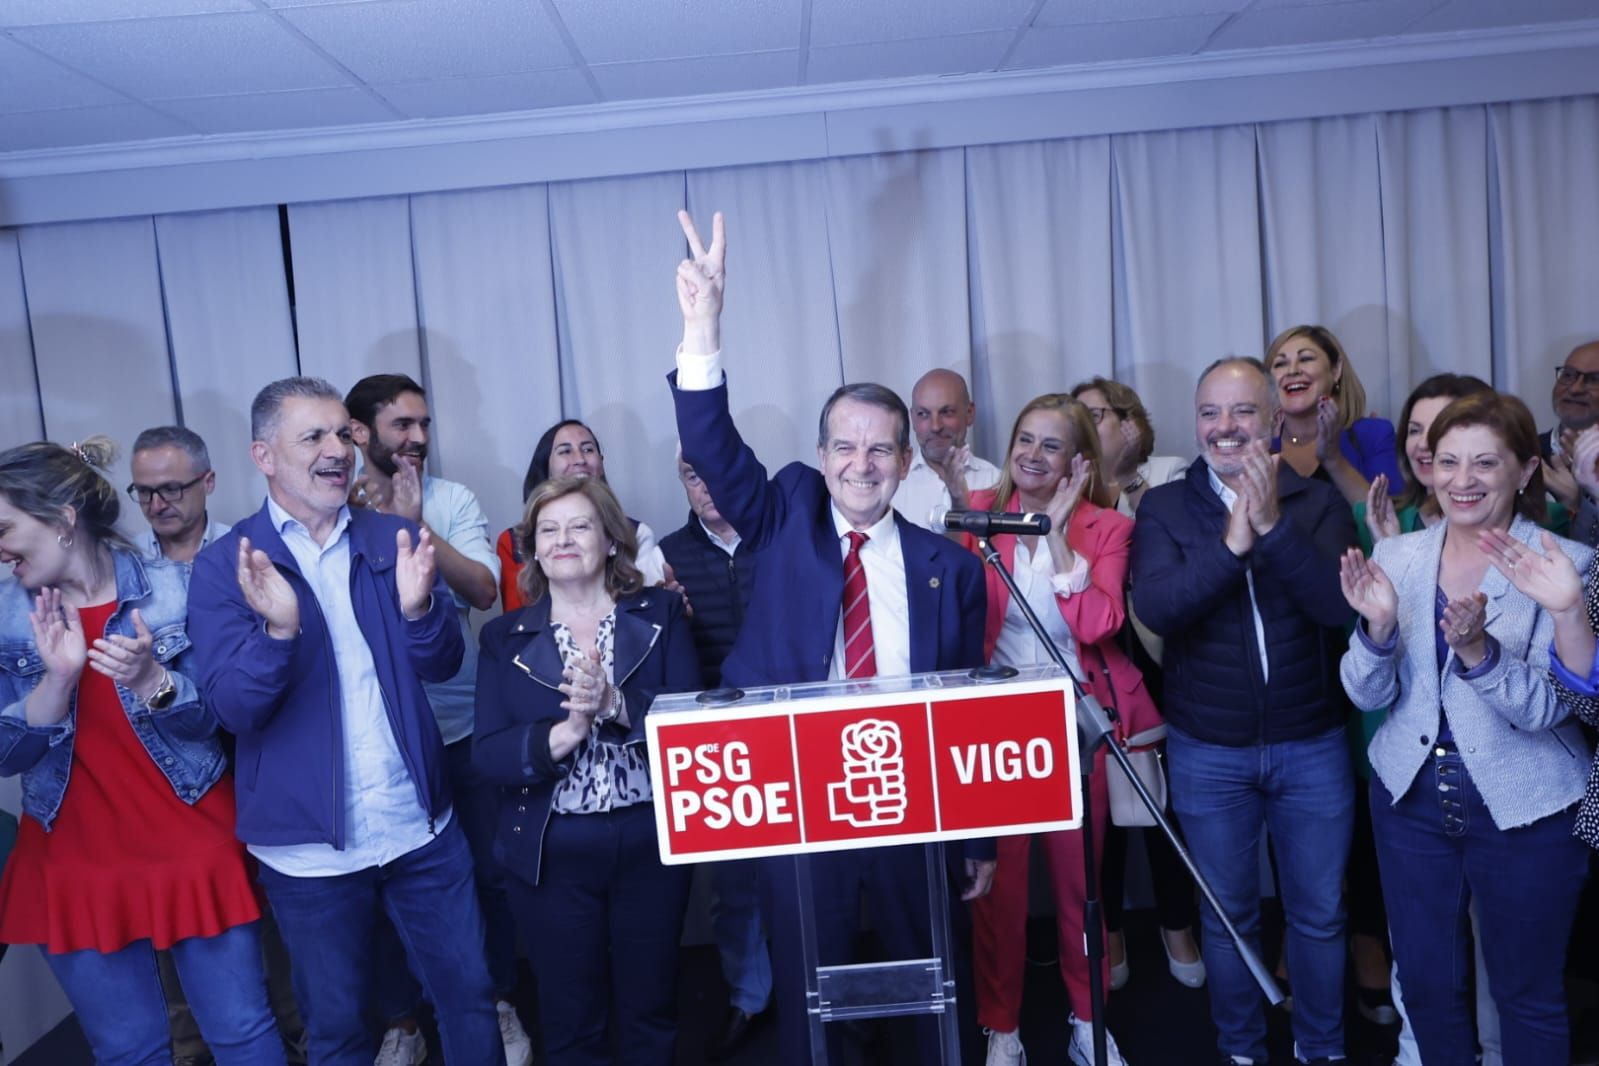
[{"x1": 842, "y1": 531, "x2": 877, "y2": 678}]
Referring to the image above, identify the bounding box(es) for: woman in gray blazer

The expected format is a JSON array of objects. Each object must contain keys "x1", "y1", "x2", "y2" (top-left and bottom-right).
[{"x1": 1339, "y1": 392, "x2": 1592, "y2": 1066}]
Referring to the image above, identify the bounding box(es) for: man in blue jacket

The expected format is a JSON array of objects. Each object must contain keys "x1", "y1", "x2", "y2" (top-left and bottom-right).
[
  {"x1": 670, "y1": 211, "x2": 992, "y2": 1066},
  {"x1": 188, "y1": 376, "x2": 498, "y2": 1066},
  {"x1": 1131, "y1": 357, "x2": 1357, "y2": 1066}
]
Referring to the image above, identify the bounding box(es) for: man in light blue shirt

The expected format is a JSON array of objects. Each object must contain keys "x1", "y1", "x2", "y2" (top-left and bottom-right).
[
  {"x1": 345, "y1": 374, "x2": 529, "y2": 1066},
  {"x1": 188, "y1": 376, "x2": 498, "y2": 1066}
]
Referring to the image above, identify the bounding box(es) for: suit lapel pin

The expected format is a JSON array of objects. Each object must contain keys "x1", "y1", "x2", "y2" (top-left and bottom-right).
[{"x1": 929, "y1": 577, "x2": 941, "y2": 589}]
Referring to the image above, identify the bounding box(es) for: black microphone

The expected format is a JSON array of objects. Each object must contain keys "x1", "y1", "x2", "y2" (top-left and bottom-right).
[{"x1": 942, "y1": 509, "x2": 1052, "y2": 537}]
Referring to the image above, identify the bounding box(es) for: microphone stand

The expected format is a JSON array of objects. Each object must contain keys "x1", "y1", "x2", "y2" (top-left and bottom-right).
[{"x1": 976, "y1": 535, "x2": 1283, "y2": 1066}]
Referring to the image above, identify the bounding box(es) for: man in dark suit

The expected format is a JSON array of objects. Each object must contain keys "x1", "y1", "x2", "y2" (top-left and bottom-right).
[
  {"x1": 1541, "y1": 340, "x2": 1599, "y2": 545},
  {"x1": 669, "y1": 210, "x2": 992, "y2": 1066}
]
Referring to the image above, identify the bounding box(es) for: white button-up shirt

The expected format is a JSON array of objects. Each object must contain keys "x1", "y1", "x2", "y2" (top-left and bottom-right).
[
  {"x1": 248, "y1": 497, "x2": 449, "y2": 877},
  {"x1": 992, "y1": 537, "x2": 1088, "y2": 677},
  {"x1": 827, "y1": 504, "x2": 910, "y2": 680}
]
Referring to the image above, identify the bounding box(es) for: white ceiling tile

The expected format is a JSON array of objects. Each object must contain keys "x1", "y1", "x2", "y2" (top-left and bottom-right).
[
  {"x1": 11, "y1": 13, "x2": 351, "y2": 98},
  {"x1": 593, "y1": 50, "x2": 798, "y2": 101},
  {"x1": 1035, "y1": 0, "x2": 1248, "y2": 26},
  {"x1": 156, "y1": 87, "x2": 398, "y2": 133},
  {"x1": 372, "y1": 69, "x2": 595, "y2": 119},
  {"x1": 1205, "y1": 0, "x2": 1438, "y2": 51},
  {"x1": 0, "y1": 103, "x2": 193, "y2": 150},
  {"x1": 279, "y1": 0, "x2": 573, "y2": 83},
  {"x1": 808, "y1": 0, "x2": 1035, "y2": 47},
  {"x1": 806, "y1": 32, "x2": 1012, "y2": 83},
  {"x1": 0, "y1": 35, "x2": 125, "y2": 112},
  {"x1": 1408, "y1": 0, "x2": 1599, "y2": 33},
  {"x1": 0, "y1": 0, "x2": 252, "y2": 27},
  {"x1": 1007, "y1": 14, "x2": 1228, "y2": 67},
  {"x1": 552, "y1": 0, "x2": 803, "y2": 64}
]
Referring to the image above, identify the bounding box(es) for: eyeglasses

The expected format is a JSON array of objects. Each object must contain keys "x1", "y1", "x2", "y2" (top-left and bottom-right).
[
  {"x1": 1555, "y1": 367, "x2": 1599, "y2": 389},
  {"x1": 127, "y1": 474, "x2": 206, "y2": 505},
  {"x1": 1083, "y1": 406, "x2": 1121, "y2": 425}
]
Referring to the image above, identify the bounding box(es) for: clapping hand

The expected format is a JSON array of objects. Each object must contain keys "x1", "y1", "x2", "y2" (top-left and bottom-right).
[
  {"x1": 388, "y1": 460, "x2": 424, "y2": 523},
  {"x1": 86, "y1": 607, "x2": 165, "y2": 700},
  {"x1": 1364, "y1": 473, "x2": 1400, "y2": 542},
  {"x1": 29, "y1": 588, "x2": 86, "y2": 682},
  {"x1": 660, "y1": 562, "x2": 694, "y2": 618},
  {"x1": 1313, "y1": 396, "x2": 1340, "y2": 464},
  {"x1": 394, "y1": 527, "x2": 436, "y2": 621},
  {"x1": 1044, "y1": 455, "x2": 1094, "y2": 539},
  {"x1": 676, "y1": 210, "x2": 726, "y2": 354},
  {"x1": 1440, "y1": 591, "x2": 1489, "y2": 665},
  {"x1": 1543, "y1": 448, "x2": 1580, "y2": 510},
  {"x1": 1240, "y1": 441, "x2": 1281, "y2": 535},
  {"x1": 1572, "y1": 425, "x2": 1599, "y2": 503},
  {"x1": 1340, "y1": 548, "x2": 1398, "y2": 641},
  {"x1": 559, "y1": 647, "x2": 613, "y2": 722},
  {"x1": 1478, "y1": 528, "x2": 1583, "y2": 615},
  {"x1": 934, "y1": 443, "x2": 973, "y2": 510},
  {"x1": 237, "y1": 538, "x2": 298, "y2": 639}
]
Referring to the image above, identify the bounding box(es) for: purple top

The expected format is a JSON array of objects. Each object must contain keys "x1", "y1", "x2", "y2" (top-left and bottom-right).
[{"x1": 1273, "y1": 416, "x2": 1402, "y2": 489}]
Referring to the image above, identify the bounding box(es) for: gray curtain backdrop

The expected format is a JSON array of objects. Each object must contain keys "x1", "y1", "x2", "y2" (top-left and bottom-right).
[{"x1": 2, "y1": 94, "x2": 1596, "y2": 558}]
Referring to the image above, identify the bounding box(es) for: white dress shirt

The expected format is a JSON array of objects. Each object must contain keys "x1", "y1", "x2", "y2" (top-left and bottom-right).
[
  {"x1": 140, "y1": 516, "x2": 232, "y2": 563},
  {"x1": 992, "y1": 536, "x2": 1089, "y2": 678},
  {"x1": 827, "y1": 504, "x2": 911, "y2": 680},
  {"x1": 249, "y1": 497, "x2": 449, "y2": 877},
  {"x1": 893, "y1": 449, "x2": 1001, "y2": 532},
  {"x1": 701, "y1": 518, "x2": 741, "y2": 557},
  {"x1": 1208, "y1": 468, "x2": 1270, "y2": 684}
]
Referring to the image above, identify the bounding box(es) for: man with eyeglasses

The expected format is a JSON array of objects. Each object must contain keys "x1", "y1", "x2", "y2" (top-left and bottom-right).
[
  {"x1": 1541, "y1": 341, "x2": 1599, "y2": 545},
  {"x1": 130, "y1": 426, "x2": 231, "y2": 565}
]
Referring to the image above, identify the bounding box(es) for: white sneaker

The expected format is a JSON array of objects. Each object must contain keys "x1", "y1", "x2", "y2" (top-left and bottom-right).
[
  {"x1": 985, "y1": 1027, "x2": 1027, "y2": 1066},
  {"x1": 498, "y1": 1000, "x2": 533, "y2": 1066},
  {"x1": 375, "y1": 1025, "x2": 427, "y2": 1066},
  {"x1": 1067, "y1": 1014, "x2": 1128, "y2": 1066}
]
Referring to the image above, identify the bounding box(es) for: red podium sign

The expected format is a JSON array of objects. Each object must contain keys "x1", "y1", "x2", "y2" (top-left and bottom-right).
[{"x1": 646, "y1": 675, "x2": 1080, "y2": 864}]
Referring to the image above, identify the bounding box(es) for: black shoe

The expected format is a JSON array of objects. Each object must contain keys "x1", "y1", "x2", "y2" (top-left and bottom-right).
[{"x1": 707, "y1": 1006, "x2": 764, "y2": 1060}]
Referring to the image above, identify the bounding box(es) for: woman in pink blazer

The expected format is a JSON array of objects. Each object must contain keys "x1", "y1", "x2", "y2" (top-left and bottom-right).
[{"x1": 955, "y1": 392, "x2": 1161, "y2": 1066}]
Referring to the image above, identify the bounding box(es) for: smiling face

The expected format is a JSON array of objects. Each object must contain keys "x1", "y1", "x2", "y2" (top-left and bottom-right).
[
  {"x1": 1269, "y1": 334, "x2": 1340, "y2": 417},
  {"x1": 1552, "y1": 342, "x2": 1599, "y2": 432},
  {"x1": 910, "y1": 370, "x2": 974, "y2": 466},
  {"x1": 252, "y1": 396, "x2": 354, "y2": 529},
  {"x1": 549, "y1": 424, "x2": 605, "y2": 481},
  {"x1": 817, "y1": 397, "x2": 911, "y2": 531},
  {"x1": 359, "y1": 390, "x2": 430, "y2": 477},
  {"x1": 531, "y1": 490, "x2": 611, "y2": 586},
  {"x1": 1404, "y1": 395, "x2": 1455, "y2": 495},
  {"x1": 130, "y1": 443, "x2": 214, "y2": 544},
  {"x1": 1432, "y1": 423, "x2": 1535, "y2": 531},
  {"x1": 1007, "y1": 407, "x2": 1075, "y2": 500},
  {"x1": 1195, "y1": 363, "x2": 1273, "y2": 478},
  {"x1": 0, "y1": 493, "x2": 70, "y2": 591}
]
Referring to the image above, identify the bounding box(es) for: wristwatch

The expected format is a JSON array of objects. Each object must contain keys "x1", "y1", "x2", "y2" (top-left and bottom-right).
[{"x1": 144, "y1": 670, "x2": 177, "y2": 711}]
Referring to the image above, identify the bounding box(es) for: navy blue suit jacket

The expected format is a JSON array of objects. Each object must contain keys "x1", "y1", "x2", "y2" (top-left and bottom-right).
[{"x1": 670, "y1": 373, "x2": 986, "y2": 690}]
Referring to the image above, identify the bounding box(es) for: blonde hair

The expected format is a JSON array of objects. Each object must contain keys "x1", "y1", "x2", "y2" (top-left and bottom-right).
[
  {"x1": 515, "y1": 476, "x2": 643, "y2": 605},
  {"x1": 989, "y1": 394, "x2": 1103, "y2": 511},
  {"x1": 0, "y1": 436, "x2": 130, "y2": 550},
  {"x1": 1266, "y1": 325, "x2": 1369, "y2": 429}
]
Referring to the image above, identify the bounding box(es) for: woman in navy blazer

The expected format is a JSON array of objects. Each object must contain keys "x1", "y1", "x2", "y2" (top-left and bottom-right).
[
  {"x1": 474, "y1": 476, "x2": 698, "y2": 1066},
  {"x1": 1340, "y1": 393, "x2": 1592, "y2": 1066}
]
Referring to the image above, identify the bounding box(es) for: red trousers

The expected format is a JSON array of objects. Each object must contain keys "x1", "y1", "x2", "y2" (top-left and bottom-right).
[{"x1": 971, "y1": 755, "x2": 1109, "y2": 1030}]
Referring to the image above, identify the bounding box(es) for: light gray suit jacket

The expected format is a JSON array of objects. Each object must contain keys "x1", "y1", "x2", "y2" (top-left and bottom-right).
[{"x1": 1341, "y1": 515, "x2": 1594, "y2": 830}]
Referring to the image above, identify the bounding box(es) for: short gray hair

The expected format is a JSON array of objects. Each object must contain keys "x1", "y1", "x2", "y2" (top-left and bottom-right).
[
  {"x1": 251, "y1": 377, "x2": 344, "y2": 442},
  {"x1": 817, "y1": 383, "x2": 911, "y2": 452},
  {"x1": 132, "y1": 425, "x2": 211, "y2": 471}
]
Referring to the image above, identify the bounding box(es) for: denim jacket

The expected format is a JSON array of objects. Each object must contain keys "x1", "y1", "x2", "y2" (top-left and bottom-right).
[{"x1": 0, "y1": 550, "x2": 224, "y2": 830}]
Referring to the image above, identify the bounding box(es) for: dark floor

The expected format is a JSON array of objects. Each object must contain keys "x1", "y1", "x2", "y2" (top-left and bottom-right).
[{"x1": 16, "y1": 906, "x2": 1599, "y2": 1064}]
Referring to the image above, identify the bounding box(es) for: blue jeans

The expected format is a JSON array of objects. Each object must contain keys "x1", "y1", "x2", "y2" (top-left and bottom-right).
[
  {"x1": 373, "y1": 739, "x2": 520, "y2": 1021},
  {"x1": 257, "y1": 820, "x2": 498, "y2": 1066},
  {"x1": 1371, "y1": 752, "x2": 1588, "y2": 1066},
  {"x1": 505, "y1": 804, "x2": 692, "y2": 1066},
  {"x1": 45, "y1": 921, "x2": 284, "y2": 1066},
  {"x1": 710, "y1": 858, "x2": 773, "y2": 1015},
  {"x1": 1167, "y1": 723, "x2": 1353, "y2": 1063}
]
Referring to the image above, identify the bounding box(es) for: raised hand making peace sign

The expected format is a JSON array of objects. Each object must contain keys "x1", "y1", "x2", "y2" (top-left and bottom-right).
[{"x1": 676, "y1": 209, "x2": 726, "y2": 355}]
